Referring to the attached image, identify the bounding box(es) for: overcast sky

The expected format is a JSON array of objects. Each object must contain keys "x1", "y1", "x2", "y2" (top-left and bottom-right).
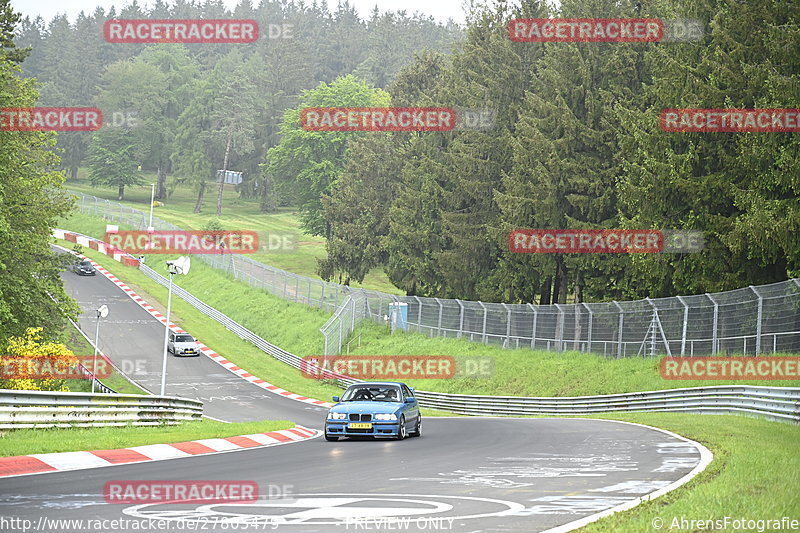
[{"x1": 12, "y1": 0, "x2": 470, "y2": 25}]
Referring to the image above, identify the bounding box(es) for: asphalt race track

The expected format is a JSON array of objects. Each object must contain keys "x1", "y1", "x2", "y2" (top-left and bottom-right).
[
  {"x1": 0, "y1": 262, "x2": 707, "y2": 533},
  {"x1": 57, "y1": 257, "x2": 324, "y2": 426}
]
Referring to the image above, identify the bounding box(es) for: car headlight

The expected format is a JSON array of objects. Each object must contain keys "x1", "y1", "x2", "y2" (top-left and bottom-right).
[
  {"x1": 328, "y1": 412, "x2": 347, "y2": 420},
  {"x1": 374, "y1": 413, "x2": 397, "y2": 421}
]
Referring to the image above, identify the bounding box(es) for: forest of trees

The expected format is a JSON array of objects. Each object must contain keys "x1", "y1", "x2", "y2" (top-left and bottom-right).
[
  {"x1": 15, "y1": 0, "x2": 459, "y2": 204},
  {"x1": 13, "y1": 0, "x2": 799, "y2": 308},
  {"x1": 288, "y1": 0, "x2": 798, "y2": 303}
]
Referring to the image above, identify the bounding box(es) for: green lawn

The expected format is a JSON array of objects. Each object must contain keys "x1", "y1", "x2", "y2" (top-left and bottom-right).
[
  {"x1": 65, "y1": 175, "x2": 402, "y2": 294},
  {"x1": 0, "y1": 419, "x2": 294, "y2": 457},
  {"x1": 342, "y1": 322, "x2": 800, "y2": 396}
]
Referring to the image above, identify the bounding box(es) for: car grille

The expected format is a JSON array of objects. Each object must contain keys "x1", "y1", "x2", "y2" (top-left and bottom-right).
[{"x1": 348, "y1": 414, "x2": 371, "y2": 422}]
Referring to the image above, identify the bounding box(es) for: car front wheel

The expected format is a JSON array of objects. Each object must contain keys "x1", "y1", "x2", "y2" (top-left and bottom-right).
[{"x1": 396, "y1": 416, "x2": 407, "y2": 440}]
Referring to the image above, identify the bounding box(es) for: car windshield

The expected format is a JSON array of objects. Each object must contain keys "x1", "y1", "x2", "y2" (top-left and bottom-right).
[
  {"x1": 175, "y1": 335, "x2": 194, "y2": 342},
  {"x1": 79, "y1": 261, "x2": 92, "y2": 267},
  {"x1": 341, "y1": 386, "x2": 401, "y2": 403}
]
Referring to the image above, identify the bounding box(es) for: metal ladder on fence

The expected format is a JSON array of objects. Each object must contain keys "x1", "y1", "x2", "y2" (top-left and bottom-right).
[{"x1": 637, "y1": 308, "x2": 673, "y2": 356}]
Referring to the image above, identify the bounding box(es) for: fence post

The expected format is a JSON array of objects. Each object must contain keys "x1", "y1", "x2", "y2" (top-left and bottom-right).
[
  {"x1": 677, "y1": 295, "x2": 689, "y2": 355},
  {"x1": 613, "y1": 301, "x2": 624, "y2": 358},
  {"x1": 456, "y1": 299, "x2": 464, "y2": 339},
  {"x1": 750, "y1": 286, "x2": 763, "y2": 355},
  {"x1": 554, "y1": 303, "x2": 565, "y2": 352},
  {"x1": 478, "y1": 301, "x2": 488, "y2": 344},
  {"x1": 583, "y1": 303, "x2": 592, "y2": 353},
  {"x1": 321, "y1": 283, "x2": 326, "y2": 310},
  {"x1": 351, "y1": 297, "x2": 356, "y2": 332},
  {"x1": 502, "y1": 303, "x2": 511, "y2": 347},
  {"x1": 706, "y1": 293, "x2": 718, "y2": 354},
  {"x1": 528, "y1": 303, "x2": 537, "y2": 349},
  {"x1": 435, "y1": 298, "x2": 443, "y2": 336},
  {"x1": 414, "y1": 296, "x2": 423, "y2": 333}
]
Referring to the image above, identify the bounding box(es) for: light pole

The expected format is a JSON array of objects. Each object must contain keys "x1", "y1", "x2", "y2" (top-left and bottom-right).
[
  {"x1": 148, "y1": 183, "x2": 155, "y2": 231},
  {"x1": 160, "y1": 256, "x2": 191, "y2": 396},
  {"x1": 92, "y1": 305, "x2": 109, "y2": 393}
]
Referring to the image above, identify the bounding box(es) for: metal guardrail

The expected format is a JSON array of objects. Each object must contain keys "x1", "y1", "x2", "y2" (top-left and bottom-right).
[
  {"x1": 60, "y1": 230, "x2": 800, "y2": 424},
  {"x1": 0, "y1": 389, "x2": 203, "y2": 428},
  {"x1": 413, "y1": 385, "x2": 800, "y2": 424}
]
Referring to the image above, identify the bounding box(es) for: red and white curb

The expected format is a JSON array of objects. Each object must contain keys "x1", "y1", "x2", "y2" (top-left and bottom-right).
[
  {"x1": 0, "y1": 425, "x2": 320, "y2": 479},
  {"x1": 53, "y1": 231, "x2": 334, "y2": 409}
]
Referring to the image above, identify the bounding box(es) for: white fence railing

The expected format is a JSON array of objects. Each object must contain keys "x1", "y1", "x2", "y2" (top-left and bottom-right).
[{"x1": 0, "y1": 389, "x2": 203, "y2": 428}]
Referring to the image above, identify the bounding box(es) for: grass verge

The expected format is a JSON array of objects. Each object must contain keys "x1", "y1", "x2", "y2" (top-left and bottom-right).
[
  {"x1": 347, "y1": 322, "x2": 800, "y2": 396},
  {"x1": 572, "y1": 413, "x2": 800, "y2": 532},
  {"x1": 0, "y1": 419, "x2": 294, "y2": 457}
]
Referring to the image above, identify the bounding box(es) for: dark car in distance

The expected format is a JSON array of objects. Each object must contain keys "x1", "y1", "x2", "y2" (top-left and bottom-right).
[{"x1": 71, "y1": 259, "x2": 96, "y2": 276}]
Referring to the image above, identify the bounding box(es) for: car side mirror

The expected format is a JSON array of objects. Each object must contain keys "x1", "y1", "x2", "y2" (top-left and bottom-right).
[
  {"x1": 405, "y1": 397, "x2": 415, "y2": 403},
  {"x1": 332, "y1": 396, "x2": 340, "y2": 402}
]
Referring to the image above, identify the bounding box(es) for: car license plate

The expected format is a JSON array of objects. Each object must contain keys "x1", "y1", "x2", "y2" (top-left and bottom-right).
[{"x1": 349, "y1": 423, "x2": 372, "y2": 429}]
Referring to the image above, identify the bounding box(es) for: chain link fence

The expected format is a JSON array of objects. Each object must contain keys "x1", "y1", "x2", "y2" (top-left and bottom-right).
[{"x1": 73, "y1": 191, "x2": 800, "y2": 357}]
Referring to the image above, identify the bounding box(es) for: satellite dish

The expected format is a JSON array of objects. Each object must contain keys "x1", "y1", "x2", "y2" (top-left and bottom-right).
[
  {"x1": 173, "y1": 256, "x2": 191, "y2": 275},
  {"x1": 97, "y1": 305, "x2": 109, "y2": 318}
]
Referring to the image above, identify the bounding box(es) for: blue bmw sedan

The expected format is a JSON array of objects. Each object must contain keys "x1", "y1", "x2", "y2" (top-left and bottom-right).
[{"x1": 325, "y1": 382, "x2": 421, "y2": 441}]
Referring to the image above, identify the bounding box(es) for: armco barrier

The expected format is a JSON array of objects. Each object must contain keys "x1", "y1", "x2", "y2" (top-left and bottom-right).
[
  {"x1": 414, "y1": 386, "x2": 800, "y2": 424},
  {"x1": 55, "y1": 230, "x2": 800, "y2": 424},
  {"x1": 0, "y1": 389, "x2": 203, "y2": 428}
]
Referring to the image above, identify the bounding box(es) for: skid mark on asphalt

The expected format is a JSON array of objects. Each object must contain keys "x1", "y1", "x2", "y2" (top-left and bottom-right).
[
  {"x1": 589, "y1": 480, "x2": 672, "y2": 493},
  {"x1": 391, "y1": 452, "x2": 639, "y2": 488},
  {"x1": 517, "y1": 495, "x2": 636, "y2": 515}
]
